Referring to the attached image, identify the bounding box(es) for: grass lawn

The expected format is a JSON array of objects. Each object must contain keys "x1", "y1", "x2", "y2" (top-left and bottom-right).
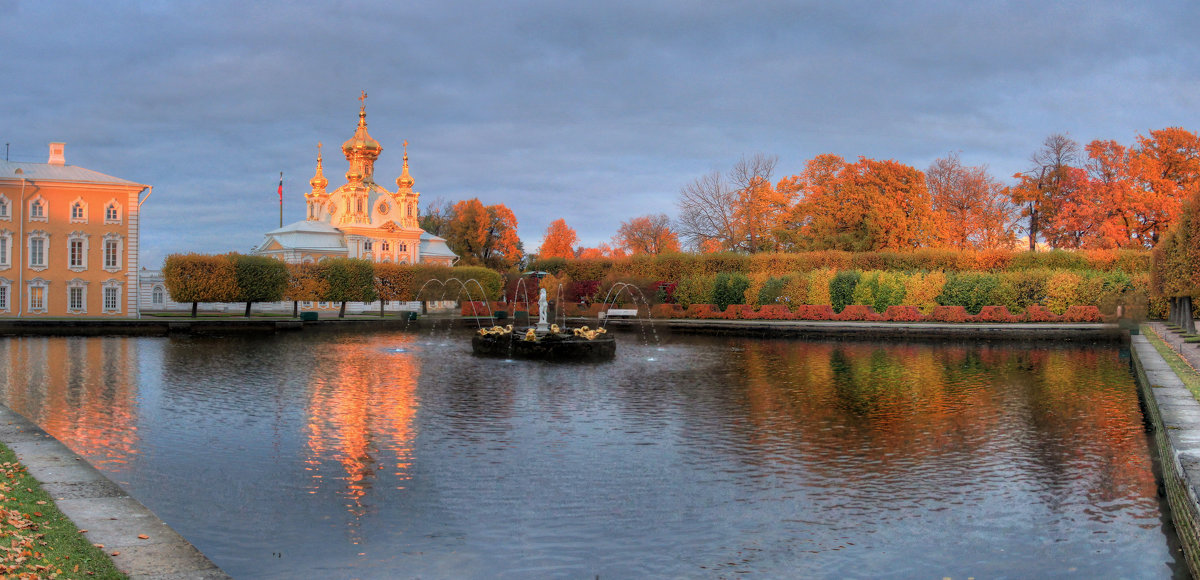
[
  {"x1": 0, "y1": 444, "x2": 126, "y2": 579},
  {"x1": 1143, "y1": 324, "x2": 1200, "y2": 399}
]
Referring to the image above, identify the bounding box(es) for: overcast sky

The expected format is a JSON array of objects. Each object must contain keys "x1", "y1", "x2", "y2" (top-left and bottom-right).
[{"x1": 3, "y1": 0, "x2": 1198, "y2": 267}]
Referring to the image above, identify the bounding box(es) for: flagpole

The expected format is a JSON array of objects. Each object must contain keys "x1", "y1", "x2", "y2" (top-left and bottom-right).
[{"x1": 278, "y1": 171, "x2": 283, "y2": 228}]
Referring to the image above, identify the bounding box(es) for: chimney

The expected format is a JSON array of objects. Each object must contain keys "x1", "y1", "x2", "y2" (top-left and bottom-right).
[{"x1": 48, "y1": 142, "x2": 65, "y2": 166}]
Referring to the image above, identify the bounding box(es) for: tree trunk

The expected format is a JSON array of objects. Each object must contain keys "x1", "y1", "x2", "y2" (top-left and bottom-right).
[
  {"x1": 380, "y1": 299, "x2": 386, "y2": 318},
  {"x1": 1184, "y1": 296, "x2": 1197, "y2": 335},
  {"x1": 293, "y1": 301, "x2": 299, "y2": 318},
  {"x1": 244, "y1": 302, "x2": 252, "y2": 317},
  {"x1": 339, "y1": 301, "x2": 347, "y2": 318},
  {"x1": 191, "y1": 302, "x2": 198, "y2": 318}
]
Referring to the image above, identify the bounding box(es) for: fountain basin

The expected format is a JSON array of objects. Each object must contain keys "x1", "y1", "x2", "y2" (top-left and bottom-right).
[{"x1": 472, "y1": 332, "x2": 616, "y2": 361}]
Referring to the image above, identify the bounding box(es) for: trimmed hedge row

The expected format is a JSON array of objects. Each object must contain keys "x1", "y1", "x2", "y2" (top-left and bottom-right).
[
  {"x1": 643, "y1": 303, "x2": 1106, "y2": 323},
  {"x1": 531, "y1": 248, "x2": 1150, "y2": 282}
]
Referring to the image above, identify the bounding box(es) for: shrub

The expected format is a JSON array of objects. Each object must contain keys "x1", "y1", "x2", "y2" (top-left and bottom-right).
[
  {"x1": 835, "y1": 304, "x2": 879, "y2": 321},
  {"x1": 674, "y1": 275, "x2": 716, "y2": 308},
  {"x1": 650, "y1": 303, "x2": 684, "y2": 318},
  {"x1": 779, "y1": 273, "x2": 811, "y2": 307},
  {"x1": 937, "y1": 272, "x2": 999, "y2": 314},
  {"x1": 1043, "y1": 271, "x2": 1083, "y2": 315},
  {"x1": 723, "y1": 304, "x2": 756, "y2": 319},
  {"x1": 807, "y1": 268, "x2": 836, "y2": 306},
  {"x1": 794, "y1": 304, "x2": 836, "y2": 320},
  {"x1": 882, "y1": 305, "x2": 923, "y2": 322},
  {"x1": 1061, "y1": 305, "x2": 1103, "y2": 322},
  {"x1": 1024, "y1": 304, "x2": 1060, "y2": 322},
  {"x1": 712, "y1": 272, "x2": 750, "y2": 310},
  {"x1": 904, "y1": 271, "x2": 947, "y2": 314},
  {"x1": 927, "y1": 305, "x2": 972, "y2": 322},
  {"x1": 850, "y1": 271, "x2": 878, "y2": 308},
  {"x1": 685, "y1": 304, "x2": 722, "y2": 319},
  {"x1": 756, "y1": 276, "x2": 789, "y2": 307},
  {"x1": 993, "y1": 270, "x2": 1049, "y2": 314},
  {"x1": 975, "y1": 305, "x2": 1018, "y2": 323},
  {"x1": 830, "y1": 270, "x2": 861, "y2": 313},
  {"x1": 874, "y1": 271, "x2": 908, "y2": 312},
  {"x1": 755, "y1": 304, "x2": 795, "y2": 320}
]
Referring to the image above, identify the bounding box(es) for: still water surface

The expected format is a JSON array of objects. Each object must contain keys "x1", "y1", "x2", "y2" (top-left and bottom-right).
[{"x1": 0, "y1": 329, "x2": 1186, "y2": 578}]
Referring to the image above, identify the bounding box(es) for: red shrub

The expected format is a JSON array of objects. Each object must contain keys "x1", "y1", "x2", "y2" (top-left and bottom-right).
[
  {"x1": 1024, "y1": 305, "x2": 1060, "y2": 322},
  {"x1": 882, "y1": 305, "x2": 924, "y2": 322},
  {"x1": 1061, "y1": 305, "x2": 1103, "y2": 322},
  {"x1": 927, "y1": 305, "x2": 973, "y2": 322},
  {"x1": 461, "y1": 301, "x2": 491, "y2": 316},
  {"x1": 794, "y1": 305, "x2": 837, "y2": 320},
  {"x1": 685, "y1": 304, "x2": 721, "y2": 319},
  {"x1": 754, "y1": 304, "x2": 795, "y2": 320},
  {"x1": 723, "y1": 304, "x2": 756, "y2": 319},
  {"x1": 975, "y1": 305, "x2": 1018, "y2": 323},
  {"x1": 835, "y1": 305, "x2": 880, "y2": 321},
  {"x1": 650, "y1": 304, "x2": 684, "y2": 319}
]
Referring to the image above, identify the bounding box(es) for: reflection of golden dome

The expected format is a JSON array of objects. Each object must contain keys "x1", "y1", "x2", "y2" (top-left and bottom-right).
[{"x1": 342, "y1": 107, "x2": 382, "y2": 160}]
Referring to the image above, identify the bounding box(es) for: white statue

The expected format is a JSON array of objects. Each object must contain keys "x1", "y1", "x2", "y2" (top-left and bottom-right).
[{"x1": 537, "y1": 288, "x2": 549, "y2": 329}]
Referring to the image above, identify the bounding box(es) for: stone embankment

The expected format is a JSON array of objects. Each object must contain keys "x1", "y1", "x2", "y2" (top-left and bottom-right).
[{"x1": 1131, "y1": 322, "x2": 1200, "y2": 579}]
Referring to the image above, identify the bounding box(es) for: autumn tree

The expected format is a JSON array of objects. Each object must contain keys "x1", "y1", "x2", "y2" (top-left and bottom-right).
[
  {"x1": 785, "y1": 156, "x2": 942, "y2": 251},
  {"x1": 284, "y1": 262, "x2": 328, "y2": 317},
  {"x1": 676, "y1": 154, "x2": 789, "y2": 252},
  {"x1": 615, "y1": 213, "x2": 680, "y2": 255},
  {"x1": 374, "y1": 262, "x2": 416, "y2": 317},
  {"x1": 537, "y1": 218, "x2": 578, "y2": 259},
  {"x1": 316, "y1": 258, "x2": 377, "y2": 318},
  {"x1": 1010, "y1": 133, "x2": 1081, "y2": 251},
  {"x1": 925, "y1": 153, "x2": 1017, "y2": 249},
  {"x1": 230, "y1": 254, "x2": 289, "y2": 317},
  {"x1": 443, "y1": 198, "x2": 524, "y2": 269},
  {"x1": 419, "y1": 198, "x2": 455, "y2": 237},
  {"x1": 576, "y1": 243, "x2": 627, "y2": 259},
  {"x1": 162, "y1": 253, "x2": 238, "y2": 317},
  {"x1": 1129, "y1": 127, "x2": 1200, "y2": 245}
]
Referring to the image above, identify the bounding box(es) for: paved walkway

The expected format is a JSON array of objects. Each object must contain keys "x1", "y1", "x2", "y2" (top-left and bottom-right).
[
  {"x1": 0, "y1": 405, "x2": 229, "y2": 579},
  {"x1": 1148, "y1": 320, "x2": 1200, "y2": 372}
]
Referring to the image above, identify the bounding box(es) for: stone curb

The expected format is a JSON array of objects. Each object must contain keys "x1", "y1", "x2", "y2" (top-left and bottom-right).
[
  {"x1": 0, "y1": 405, "x2": 230, "y2": 579},
  {"x1": 1131, "y1": 333, "x2": 1200, "y2": 579}
]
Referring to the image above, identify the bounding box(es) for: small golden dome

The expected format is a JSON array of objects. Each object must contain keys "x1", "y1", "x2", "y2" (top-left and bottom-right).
[{"x1": 396, "y1": 140, "x2": 415, "y2": 189}]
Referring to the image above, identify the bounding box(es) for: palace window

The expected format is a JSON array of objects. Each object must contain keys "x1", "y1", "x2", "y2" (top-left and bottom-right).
[
  {"x1": 0, "y1": 230, "x2": 10, "y2": 268},
  {"x1": 152, "y1": 286, "x2": 165, "y2": 305},
  {"x1": 68, "y1": 232, "x2": 89, "y2": 271},
  {"x1": 381, "y1": 241, "x2": 389, "y2": 252},
  {"x1": 27, "y1": 278, "x2": 48, "y2": 313},
  {"x1": 102, "y1": 280, "x2": 122, "y2": 314},
  {"x1": 0, "y1": 196, "x2": 9, "y2": 220},
  {"x1": 67, "y1": 279, "x2": 88, "y2": 314},
  {"x1": 28, "y1": 231, "x2": 49, "y2": 270},
  {"x1": 0, "y1": 279, "x2": 9, "y2": 312},
  {"x1": 103, "y1": 234, "x2": 122, "y2": 272},
  {"x1": 104, "y1": 201, "x2": 121, "y2": 224},
  {"x1": 377, "y1": 201, "x2": 389, "y2": 215},
  {"x1": 363, "y1": 241, "x2": 373, "y2": 251},
  {"x1": 70, "y1": 199, "x2": 88, "y2": 223},
  {"x1": 29, "y1": 198, "x2": 47, "y2": 222},
  {"x1": 357, "y1": 198, "x2": 364, "y2": 213}
]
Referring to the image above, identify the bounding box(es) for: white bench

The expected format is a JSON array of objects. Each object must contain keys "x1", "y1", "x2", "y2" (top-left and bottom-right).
[{"x1": 600, "y1": 308, "x2": 639, "y2": 319}]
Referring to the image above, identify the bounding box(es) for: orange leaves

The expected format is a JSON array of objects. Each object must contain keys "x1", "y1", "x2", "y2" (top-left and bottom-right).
[
  {"x1": 537, "y1": 219, "x2": 577, "y2": 259},
  {"x1": 616, "y1": 214, "x2": 680, "y2": 255}
]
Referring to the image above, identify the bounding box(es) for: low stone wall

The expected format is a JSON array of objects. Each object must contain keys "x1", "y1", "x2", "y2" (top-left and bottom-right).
[{"x1": 1130, "y1": 335, "x2": 1200, "y2": 578}]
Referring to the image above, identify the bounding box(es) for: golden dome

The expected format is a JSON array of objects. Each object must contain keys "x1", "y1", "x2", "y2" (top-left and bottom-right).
[
  {"x1": 396, "y1": 140, "x2": 415, "y2": 190},
  {"x1": 341, "y1": 96, "x2": 382, "y2": 160},
  {"x1": 309, "y1": 143, "x2": 328, "y2": 191}
]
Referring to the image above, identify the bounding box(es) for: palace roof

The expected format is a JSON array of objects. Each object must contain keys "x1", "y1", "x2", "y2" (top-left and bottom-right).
[{"x1": 0, "y1": 160, "x2": 144, "y2": 186}]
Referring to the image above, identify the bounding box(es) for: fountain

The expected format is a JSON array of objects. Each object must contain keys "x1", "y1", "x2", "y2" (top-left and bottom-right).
[{"x1": 471, "y1": 280, "x2": 617, "y2": 361}]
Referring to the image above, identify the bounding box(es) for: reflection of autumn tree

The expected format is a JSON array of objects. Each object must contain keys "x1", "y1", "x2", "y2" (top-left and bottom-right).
[
  {"x1": 728, "y1": 340, "x2": 1152, "y2": 501},
  {"x1": 0, "y1": 337, "x2": 139, "y2": 470}
]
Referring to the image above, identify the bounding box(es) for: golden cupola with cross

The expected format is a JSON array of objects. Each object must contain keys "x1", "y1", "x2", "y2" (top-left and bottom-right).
[{"x1": 257, "y1": 93, "x2": 457, "y2": 267}]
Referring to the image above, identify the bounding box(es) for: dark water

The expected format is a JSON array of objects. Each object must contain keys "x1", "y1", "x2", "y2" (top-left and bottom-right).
[{"x1": 0, "y1": 329, "x2": 1186, "y2": 579}]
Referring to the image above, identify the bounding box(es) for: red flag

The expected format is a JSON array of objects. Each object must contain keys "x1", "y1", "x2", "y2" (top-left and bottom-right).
[{"x1": 278, "y1": 173, "x2": 283, "y2": 202}]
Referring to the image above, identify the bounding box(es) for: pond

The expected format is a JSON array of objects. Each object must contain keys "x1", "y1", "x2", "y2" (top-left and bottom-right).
[{"x1": 0, "y1": 328, "x2": 1186, "y2": 579}]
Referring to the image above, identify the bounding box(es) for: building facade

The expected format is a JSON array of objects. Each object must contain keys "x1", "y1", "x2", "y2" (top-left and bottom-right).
[
  {"x1": 255, "y1": 101, "x2": 457, "y2": 266},
  {"x1": 0, "y1": 143, "x2": 149, "y2": 317}
]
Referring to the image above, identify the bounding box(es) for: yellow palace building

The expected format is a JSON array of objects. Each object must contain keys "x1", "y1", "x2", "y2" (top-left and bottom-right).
[
  {"x1": 0, "y1": 143, "x2": 150, "y2": 317},
  {"x1": 255, "y1": 99, "x2": 457, "y2": 266}
]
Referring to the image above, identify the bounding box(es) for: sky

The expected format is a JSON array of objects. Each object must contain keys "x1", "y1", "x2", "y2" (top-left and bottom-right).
[{"x1": 3, "y1": 0, "x2": 1199, "y2": 268}]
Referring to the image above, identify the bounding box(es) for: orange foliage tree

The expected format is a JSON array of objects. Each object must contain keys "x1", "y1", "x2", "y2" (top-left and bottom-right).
[
  {"x1": 785, "y1": 156, "x2": 942, "y2": 251},
  {"x1": 616, "y1": 213, "x2": 680, "y2": 255},
  {"x1": 537, "y1": 218, "x2": 578, "y2": 259},
  {"x1": 925, "y1": 152, "x2": 1017, "y2": 249},
  {"x1": 677, "y1": 154, "x2": 790, "y2": 252},
  {"x1": 444, "y1": 198, "x2": 523, "y2": 269},
  {"x1": 1010, "y1": 133, "x2": 1082, "y2": 251}
]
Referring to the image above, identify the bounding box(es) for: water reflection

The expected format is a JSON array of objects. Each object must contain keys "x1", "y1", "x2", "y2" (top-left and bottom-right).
[
  {"x1": 0, "y1": 337, "x2": 139, "y2": 470},
  {"x1": 0, "y1": 331, "x2": 1185, "y2": 579}
]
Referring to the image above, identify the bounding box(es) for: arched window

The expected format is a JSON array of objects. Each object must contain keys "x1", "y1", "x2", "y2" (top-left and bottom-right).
[
  {"x1": 104, "y1": 201, "x2": 122, "y2": 224},
  {"x1": 70, "y1": 199, "x2": 88, "y2": 223},
  {"x1": 152, "y1": 286, "x2": 165, "y2": 305}
]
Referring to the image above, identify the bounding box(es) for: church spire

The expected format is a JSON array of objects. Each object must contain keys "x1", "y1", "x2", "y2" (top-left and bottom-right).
[
  {"x1": 309, "y1": 142, "x2": 328, "y2": 193},
  {"x1": 396, "y1": 140, "x2": 415, "y2": 190},
  {"x1": 342, "y1": 91, "x2": 381, "y2": 182}
]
